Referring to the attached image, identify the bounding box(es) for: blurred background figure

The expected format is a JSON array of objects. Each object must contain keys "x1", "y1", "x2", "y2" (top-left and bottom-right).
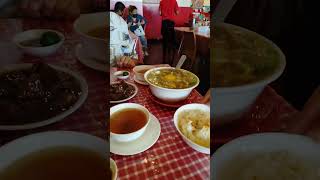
[{"x1": 159, "y1": 0, "x2": 179, "y2": 64}]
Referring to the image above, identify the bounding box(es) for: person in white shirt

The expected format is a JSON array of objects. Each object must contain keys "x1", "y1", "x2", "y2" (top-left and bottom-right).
[{"x1": 110, "y1": 2, "x2": 136, "y2": 66}]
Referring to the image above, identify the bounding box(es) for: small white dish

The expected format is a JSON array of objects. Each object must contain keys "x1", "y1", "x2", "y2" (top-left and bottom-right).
[
  {"x1": 0, "y1": 131, "x2": 108, "y2": 171},
  {"x1": 76, "y1": 44, "x2": 108, "y2": 72},
  {"x1": 110, "y1": 82, "x2": 138, "y2": 104},
  {"x1": 110, "y1": 103, "x2": 150, "y2": 142},
  {"x1": 133, "y1": 65, "x2": 154, "y2": 82},
  {"x1": 133, "y1": 75, "x2": 149, "y2": 85},
  {"x1": 0, "y1": 63, "x2": 88, "y2": 130},
  {"x1": 211, "y1": 133, "x2": 320, "y2": 179},
  {"x1": 173, "y1": 103, "x2": 210, "y2": 154},
  {"x1": 73, "y1": 12, "x2": 107, "y2": 62},
  {"x1": 114, "y1": 70, "x2": 130, "y2": 80},
  {"x1": 110, "y1": 158, "x2": 118, "y2": 180},
  {"x1": 12, "y1": 29, "x2": 65, "y2": 57},
  {"x1": 110, "y1": 113, "x2": 161, "y2": 156}
]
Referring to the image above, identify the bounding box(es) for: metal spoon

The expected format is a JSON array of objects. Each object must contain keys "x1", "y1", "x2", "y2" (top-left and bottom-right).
[{"x1": 176, "y1": 55, "x2": 187, "y2": 69}]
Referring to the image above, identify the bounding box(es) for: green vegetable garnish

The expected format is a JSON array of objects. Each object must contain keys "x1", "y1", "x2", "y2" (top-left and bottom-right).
[
  {"x1": 40, "y1": 32, "x2": 60, "y2": 46},
  {"x1": 123, "y1": 72, "x2": 129, "y2": 76}
]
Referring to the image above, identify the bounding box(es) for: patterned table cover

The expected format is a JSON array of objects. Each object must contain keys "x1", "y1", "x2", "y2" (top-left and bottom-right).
[
  {"x1": 0, "y1": 18, "x2": 107, "y2": 145},
  {"x1": 110, "y1": 68, "x2": 210, "y2": 180},
  {"x1": 212, "y1": 86, "x2": 298, "y2": 151}
]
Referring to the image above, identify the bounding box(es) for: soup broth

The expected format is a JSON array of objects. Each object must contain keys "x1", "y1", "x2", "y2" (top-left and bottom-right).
[
  {"x1": 110, "y1": 108, "x2": 147, "y2": 134},
  {"x1": 0, "y1": 146, "x2": 107, "y2": 180},
  {"x1": 87, "y1": 26, "x2": 106, "y2": 40},
  {"x1": 212, "y1": 24, "x2": 280, "y2": 87},
  {"x1": 147, "y1": 69, "x2": 198, "y2": 89}
]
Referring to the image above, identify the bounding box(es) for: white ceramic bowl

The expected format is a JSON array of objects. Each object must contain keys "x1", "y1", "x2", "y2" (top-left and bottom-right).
[
  {"x1": 73, "y1": 12, "x2": 107, "y2": 63},
  {"x1": 211, "y1": 23, "x2": 286, "y2": 124},
  {"x1": 0, "y1": 131, "x2": 108, "y2": 172},
  {"x1": 144, "y1": 67, "x2": 199, "y2": 102},
  {"x1": 0, "y1": 63, "x2": 88, "y2": 130},
  {"x1": 133, "y1": 65, "x2": 155, "y2": 82},
  {"x1": 110, "y1": 158, "x2": 118, "y2": 180},
  {"x1": 113, "y1": 70, "x2": 130, "y2": 80},
  {"x1": 173, "y1": 103, "x2": 210, "y2": 154},
  {"x1": 211, "y1": 133, "x2": 320, "y2": 179},
  {"x1": 12, "y1": 29, "x2": 64, "y2": 57},
  {"x1": 110, "y1": 103, "x2": 150, "y2": 142}
]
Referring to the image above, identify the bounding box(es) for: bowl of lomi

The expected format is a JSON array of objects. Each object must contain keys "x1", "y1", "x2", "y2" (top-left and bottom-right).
[
  {"x1": 144, "y1": 67, "x2": 199, "y2": 103},
  {"x1": 211, "y1": 23, "x2": 286, "y2": 124},
  {"x1": 110, "y1": 103, "x2": 150, "y2": 142},
  {"x1": 212, "y1": 133, "x2": 320, "y2": 180}
]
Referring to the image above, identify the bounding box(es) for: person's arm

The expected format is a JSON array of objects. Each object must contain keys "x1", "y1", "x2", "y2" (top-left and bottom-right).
[
  {"x1": 284, "y1": 86, "x2": 320, "y2": 134},
  {"x1": 200, "y1": 89, "x2": 210, "y2": 104},
  {"x1": 174, "y1": 0, "x2": 179, "y2": 15}
]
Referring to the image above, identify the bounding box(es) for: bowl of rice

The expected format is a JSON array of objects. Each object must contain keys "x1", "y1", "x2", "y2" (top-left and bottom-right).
[
  {"x1": 212, "y1": 133, "x2": 320, "y2": 180},
  {"x1": 173, "y1": 103, "x2": 210, "y2": 154}
]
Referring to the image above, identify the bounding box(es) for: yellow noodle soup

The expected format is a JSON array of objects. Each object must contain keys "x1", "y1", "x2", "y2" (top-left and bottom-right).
[
  {"x1": 212, "y1": 24, "x2": 282, "y2": 87},
  {"x1": 146, "y1": 68, "x2": 198, "y2": 89}
]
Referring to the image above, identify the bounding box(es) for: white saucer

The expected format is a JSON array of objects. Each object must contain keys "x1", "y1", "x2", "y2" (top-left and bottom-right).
[
  {"x1": 110, "y1": 113, "x2": 161, "y2": 156},
  {"x1": 133, "y1": 75, "x2": 149, "y2": 85},
  {"x1": 75, "y1": 44, "x2": 108, "y2": 72}
]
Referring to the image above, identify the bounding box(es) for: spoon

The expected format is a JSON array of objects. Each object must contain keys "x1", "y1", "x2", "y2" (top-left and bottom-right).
[{"x1": 176, "y1": 55, "x2": 187, "y2": 69}]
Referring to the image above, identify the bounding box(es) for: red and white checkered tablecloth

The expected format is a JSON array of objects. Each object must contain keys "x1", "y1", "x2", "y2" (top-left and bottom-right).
[
  {"x1": 111, "y1": 68, "x2": 210, "y2": 180},
  {"x1": 212, "y1": 86, "x2": 298, "y2": 151},
  {"x1": 0, "y1": 18, "x2": 107, "y2": 145}
]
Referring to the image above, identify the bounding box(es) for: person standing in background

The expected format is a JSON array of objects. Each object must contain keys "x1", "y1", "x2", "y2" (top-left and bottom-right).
[{"x1": 159, "y1": 0, "x2": 179, "y2": 63}]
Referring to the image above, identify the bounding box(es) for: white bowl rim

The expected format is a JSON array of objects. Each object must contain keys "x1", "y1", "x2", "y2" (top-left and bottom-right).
[
  {"x1": 133, "y1": 65, "x2": 155, "y2": 73},
  {"x1": 13, "y1": 29, "x2": 65, "y2": 50},
  {"x1": 0, "y1": 63, "x2": 88, "y2": 130},
  {"x1": 211, "y1": 132, "x2": 320, "y2": 178},
  {"x1": 173, "y1": 103, "x2": 210, "y2": 151},
  {"x1": 213, "y1": 132, "x2": 320, "y2": 159},
  {"x1": 110, "y1": 103, "x2": 150, "y2": 136},
  {"x1": 213, "y1": 23, "x2": 286, "y2": 92},
  {"x1": 73, "y1": 12, "x2": 107, "y2": 43},
  {"x1": 144, "y1": 67, "x2": 200, "y2": 91},
  {"x1": 110, "y1": 82, "x2": 138, "y2": 103},
  {"x1": 0, "y1": 131, "x2": 107, "y2": 170},
  {"x1": 110, "y1": 158, "x2": 118, "y2": 180}
]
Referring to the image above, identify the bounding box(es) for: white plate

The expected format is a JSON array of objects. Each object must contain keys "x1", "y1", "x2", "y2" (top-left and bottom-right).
[
  {"x1": 0, "y1": 131, "x2": 107, "y2": 170},
  {"x1": 133, "y1": 75, "x2": 149, "y2": 85},
  {"x1": 0, "y1": 63, "x2": 88, "y2": 130},
  {"x1": 75, "y1": 44, "x2": 108, "y2": 72},
  {"x1": 110, "y1": 113, "x2": 161, "y2": 155},
  {"x1": 110, "y1": 82, "x2": 138, "y2": 104}
]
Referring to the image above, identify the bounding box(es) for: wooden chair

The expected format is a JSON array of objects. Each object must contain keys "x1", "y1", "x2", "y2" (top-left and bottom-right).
[{"x1": 177, "y1": 31, "x2": 197, "y2": 72}]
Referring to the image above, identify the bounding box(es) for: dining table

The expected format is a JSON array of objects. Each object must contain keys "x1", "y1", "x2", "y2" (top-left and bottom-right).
[
  {"x1": 0, "y1": 18, "x2": 107, "y2": 145},
  {"x1": 212, "y1": 86, "x2": 298, "y2": 152},
  {"x1": 110, "y1": 67, "x2": 210, "y2": 179}
]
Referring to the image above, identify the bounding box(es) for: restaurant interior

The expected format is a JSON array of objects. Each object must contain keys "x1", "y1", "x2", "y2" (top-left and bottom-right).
[
  {"x1": 110, "y1": 0, "x2": 211, "y2": 95},
  {"x1": 109, "y1": 0, "x2": 211, "y2": 179}
]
